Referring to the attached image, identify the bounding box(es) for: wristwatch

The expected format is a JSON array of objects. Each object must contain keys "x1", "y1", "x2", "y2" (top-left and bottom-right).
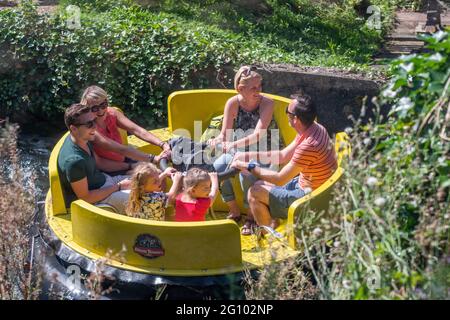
[{"x1": 247, "y1": 161, "x2": 258, "y2": 172}]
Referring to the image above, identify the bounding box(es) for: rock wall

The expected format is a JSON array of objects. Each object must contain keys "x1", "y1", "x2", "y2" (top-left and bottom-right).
[{"x1": 199, "y1": 64, "x2": 384, "y2": 135}]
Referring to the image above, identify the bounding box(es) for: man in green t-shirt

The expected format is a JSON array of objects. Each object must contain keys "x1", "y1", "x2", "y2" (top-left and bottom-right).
[{"x1": 58, "y1": 103, "x2": 133, "y2": 212}]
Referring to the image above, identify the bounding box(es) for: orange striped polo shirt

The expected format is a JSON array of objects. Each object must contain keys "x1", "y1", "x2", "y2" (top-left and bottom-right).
[{"x1": 291, "y1": 122, "x2": 337, "y2": 190}]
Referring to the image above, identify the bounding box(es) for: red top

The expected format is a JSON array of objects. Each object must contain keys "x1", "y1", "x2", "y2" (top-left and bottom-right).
[
  {"x1": 93, "y1": 108, "x2": 125, "y2": 162},
  {"x1": 175, "y1": 194, "x2": 211, "y2": 222}
]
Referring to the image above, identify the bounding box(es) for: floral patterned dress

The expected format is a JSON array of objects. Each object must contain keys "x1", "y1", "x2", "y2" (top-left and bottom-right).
[{"x1": 130, "y1": 192, "x2": 168, "y2": 221}]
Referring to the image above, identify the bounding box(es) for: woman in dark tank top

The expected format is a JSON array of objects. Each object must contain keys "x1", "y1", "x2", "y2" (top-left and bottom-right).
[{"x1": 209, "y1": 66, "x2": 282, "y2": 221}]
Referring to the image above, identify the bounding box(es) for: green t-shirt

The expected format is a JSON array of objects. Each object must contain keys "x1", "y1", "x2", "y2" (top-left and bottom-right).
[{"x1": 57, "y1": 135, "x2": 106, "y2": 207}]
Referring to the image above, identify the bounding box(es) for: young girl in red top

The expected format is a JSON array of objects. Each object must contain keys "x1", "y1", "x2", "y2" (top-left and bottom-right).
[{"x1": 175, "y1": 168, "x2": 219, "y2": 222}]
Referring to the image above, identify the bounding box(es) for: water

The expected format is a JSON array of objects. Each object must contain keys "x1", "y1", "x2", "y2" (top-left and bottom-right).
[
  {"x1": 15, "y1": 132, "x2": 244, "y2": 299},
  {"x1": 17, "y1": 132, "x2": 62, "y2": 201}
]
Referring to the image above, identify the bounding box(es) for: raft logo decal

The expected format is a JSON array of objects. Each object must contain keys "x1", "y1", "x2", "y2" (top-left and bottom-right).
[{"x1": 133, "y1": 234, "x2": 165, "y2": 259}]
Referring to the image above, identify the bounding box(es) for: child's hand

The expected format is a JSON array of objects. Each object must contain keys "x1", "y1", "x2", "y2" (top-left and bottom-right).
[
  {"x1": 167, "y1": 172, "x2": 183, "y2": 206},
  {"x1": 208, "y1": 171, "x2": 218, "y2": 181},
  {"x1": 163, "y1": 167, "x2": 177, "y2": 177},
  {"x1": 208, "y1": 172, "x2": 219, "y2": 200},
  {"x1": 172, "y1": 172, "x2": 183, "y2": 182},
  {"x1": 207, "y1": 136, "x2": 223, "y2": 148}
]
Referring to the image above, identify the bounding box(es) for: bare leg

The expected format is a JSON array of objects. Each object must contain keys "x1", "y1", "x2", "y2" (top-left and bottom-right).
[
  {"x1": 225, "y1": 200, "x2": 241, "y2": 217},
  {"x1": 248, "y1": 184, "x2": 273, "y2": 228},
  {"x1": 270, "y1": 219, "x2": 280, "y2": 230},
  {"x1": 252, "y1": 181, "x2": 279, "y2": 229}
]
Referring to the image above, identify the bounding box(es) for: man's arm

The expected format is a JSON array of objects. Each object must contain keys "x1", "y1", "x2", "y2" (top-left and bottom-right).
[
  {"x1": 70, "y1": 177, "x2": 123, "y2": 204},
  {"x1": 94, "y1": 151, "x2": 130, "y2": 173},
  {"x1": 232, "y1": 160, "x2": 300, "y2": 186},
  {"x1": 233, "y1": 138, "x2": 298, "y2": 165}
]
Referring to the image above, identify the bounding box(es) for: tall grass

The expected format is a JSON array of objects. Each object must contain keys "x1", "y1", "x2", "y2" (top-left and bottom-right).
[
  {"x1": 0, "y1": 121, "x2": 39, "y2": 299},
  {"x1": 83, "y1": 248, "x2": 126, "y2": 300},
  {"x1": 246, "y1": 31, "x2": 450, "y2": 300},
  {"x1": 244, "y1": 259, "x2": 318, "y2": 299}
]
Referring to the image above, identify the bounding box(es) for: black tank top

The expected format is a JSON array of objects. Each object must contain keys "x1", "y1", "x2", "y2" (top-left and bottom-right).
[{"x1": 233, "y1": 104, "x2": 283, "y2": 152}]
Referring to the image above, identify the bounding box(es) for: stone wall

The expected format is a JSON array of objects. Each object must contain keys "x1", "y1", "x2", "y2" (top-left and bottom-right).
[{"x1": 198, "y1": 64, "x2": 384, "y2": 135}]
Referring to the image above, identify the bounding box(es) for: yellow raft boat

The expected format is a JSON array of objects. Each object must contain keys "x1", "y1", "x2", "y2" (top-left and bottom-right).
[{"x1": 40, "y1": 89, "x2": 350, "y2": 299}]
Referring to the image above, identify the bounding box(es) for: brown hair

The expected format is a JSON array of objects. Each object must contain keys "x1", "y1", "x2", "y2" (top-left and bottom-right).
[
  {"x1": 126, "y1": 162, "x2": 161, "y2": 217},
  {"x1": 233, "y1": 65, "x2": 262, "y2": 90},
  {"x1": 290, "y1": 92, "x2": 316, "y2": 127},
  {"x1": 80, "y1": 85, "x2": 108, "y2": 107},
  {"x1": 64, "y1": 103, "x2": 91, "y2": 130},
  {"x1": 183, "y1": 167, "x2": 210, "y2": 193}
]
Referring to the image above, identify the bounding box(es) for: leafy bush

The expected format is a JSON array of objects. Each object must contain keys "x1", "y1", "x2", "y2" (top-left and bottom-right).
[
  {"x1": 0, "y1": 0, "x2": 403, "y2": 128},
  {"x1": 0, "y1": 1, "x2": 241, "y2": 127},
  {"x1": 290, "y1": 30, "x2": 450, "y2": 299}
]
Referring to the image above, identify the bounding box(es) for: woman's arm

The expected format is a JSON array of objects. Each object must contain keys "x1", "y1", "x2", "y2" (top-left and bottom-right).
[
  {"x1": 114, "y1": 109, "x2": 169, "y2": 151},
  {"x1": 225, "y1": 96, "x2": 274, "y2": 151},
  {"x1": 220, "y1": 97, "x2": 239, "y2": 142},
  {"x1": 93, "y1": 132, "x2": 152, "y2": 162},
  {"x1": 208, "y1": 97, "x2": 238, "y2": 146}
]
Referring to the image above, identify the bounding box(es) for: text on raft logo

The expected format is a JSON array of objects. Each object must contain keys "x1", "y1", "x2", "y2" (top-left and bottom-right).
[{"x1": 133, "y1": 234, "x2": 165, "y2": 259}]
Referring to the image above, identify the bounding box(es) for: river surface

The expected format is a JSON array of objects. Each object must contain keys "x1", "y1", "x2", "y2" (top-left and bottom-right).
[{"x1": 17, "y1": 132, "x2": 63, "y2": 201}]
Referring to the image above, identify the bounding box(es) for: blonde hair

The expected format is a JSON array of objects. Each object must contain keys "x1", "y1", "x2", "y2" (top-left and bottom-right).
[
  {"x1": 233, "y1": 66, "x2": 262, "y2": 90},
  {"x1": 183, "y1": 168, "x2": 210, "y2": 193},
  {"x1": 126, "y1": 162, "x2": 161, "y2": 217},
  {"x1": 80, "y1": 85, "x2": 108, "y2": 107}
]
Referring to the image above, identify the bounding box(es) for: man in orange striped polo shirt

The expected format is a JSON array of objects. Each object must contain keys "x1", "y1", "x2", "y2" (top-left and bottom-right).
[{"x1": 231, "y1": 93, "x2": 337, "y2": 235}]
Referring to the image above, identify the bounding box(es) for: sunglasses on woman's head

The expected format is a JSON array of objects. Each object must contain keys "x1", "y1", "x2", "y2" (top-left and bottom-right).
[
  {"x1": 242, "y1": 65, "x2": 257, "y2": 77},
  {"x1": 90, "y1": 100, "x2": 108, "y2": 113}
]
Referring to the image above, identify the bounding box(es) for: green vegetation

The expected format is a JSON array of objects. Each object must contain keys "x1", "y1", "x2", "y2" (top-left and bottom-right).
[
  {"x1": 1, "y1": 0, "x2": 448, "y2": 300},
  {"x1": 247, "y1": 30, "x2": 450, "y2": 299},
  {"x1": 1, "y1": 0, "x2": 407, "y2": 128},
  {"x1": 0, "y1": 122, "x2": 39, "y2": 299}
]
